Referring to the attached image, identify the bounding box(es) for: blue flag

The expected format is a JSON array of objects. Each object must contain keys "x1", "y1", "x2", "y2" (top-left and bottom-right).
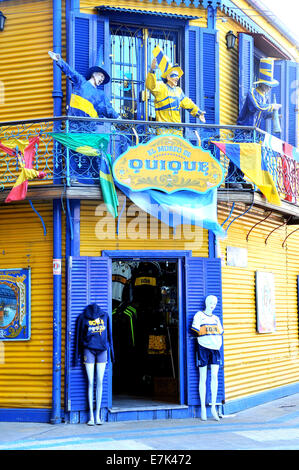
[{"x1": 116, "y1": 183, "x2": 226, "y2": 238}]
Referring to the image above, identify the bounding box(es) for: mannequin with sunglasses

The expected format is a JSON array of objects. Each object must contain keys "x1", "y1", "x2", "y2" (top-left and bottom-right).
[{"x1": 146, "y1": 56, "x2": 206, "y2": 135}]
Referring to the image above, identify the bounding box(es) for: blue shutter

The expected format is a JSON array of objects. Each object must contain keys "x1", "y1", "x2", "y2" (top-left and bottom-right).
[
  {"x1": 269, "y1": 61, "x2": 298, "y2": 146},
  {"x1": 238, "y1": 33, "x2": 254, "y2": 111},
  {"x1": 96, "y1": 16, "x2": 110, "y2": 93},
  {"x1": 185, "y1": 26, "x2": 218, "y2": 141},
  {"x1": 66, "y1": 256, "x2": 111, "y2": 414},
  {"x1": 202, "y1": 29, "x2": 219, "y2": 124},
  {"x1": 185, "y1": 26, "x2": 201, "y2": 125},
  {"x1": 286, "y1": 61, "x2": 299, "y2": 147},
  {"x1": 270, "y1": 61, "x2": 284, "y2": 140},
  {"x1": 185, "y1": 257, "x2": 224, "y2": 406}
]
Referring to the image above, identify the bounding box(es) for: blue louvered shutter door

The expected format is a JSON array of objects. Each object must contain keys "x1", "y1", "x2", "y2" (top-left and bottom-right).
[
  {"x1": 238, "y1": 33, "x2": 254, "y2": 111},
  {"x1": 67, "y1": 13, "x2": 95, "y2": 106},
  {"x1": 270, "y1": 61, "x2": 284, "y2": 140},
  {"x1": 66, "y1": 256, "x2": 111, "y2": 413},
  {"x1": 286, "y1": 61, "x2": 299, "y2": 147},
  {"x1": 201, "y1": 28, "x2": 219, "y2": 124},
  {"x1": 185, "y1": 26, "x2": 202, "y2": 126},
  {"x1": 96, "y1": 16, "x2": 110, "y2": 93},
  {"x1": 185, "y1": 257, "x2": 224, "y2": 406},
  {"x1": 69, "y1": 13, "x2": 95, "y2": 75}
]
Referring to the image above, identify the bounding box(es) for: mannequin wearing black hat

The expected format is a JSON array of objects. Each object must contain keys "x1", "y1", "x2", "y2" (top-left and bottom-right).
[
  {"x1": 49, "y1": 51, "x2": 119, "y2": 183},
  {"x1": 48, "y1": 51, "x2": 119, "y2": 121},
  {"x1": 227, "y1": 58, "x2": 282, "y2": 188}
]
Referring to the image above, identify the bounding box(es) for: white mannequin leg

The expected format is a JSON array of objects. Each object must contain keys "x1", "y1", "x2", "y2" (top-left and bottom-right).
[
  {"x1": 85, "y1": 363, "x2": 95, "y2": 425},
  {"x1": 210, "y1": 364, "x2": 220, "y2": 421},
  {"x1": 95, "y1": 362, "x2": 106, "y2": 425},
  {"x1": 199, "y1": 366, "x2": 207, "y2": 421}
]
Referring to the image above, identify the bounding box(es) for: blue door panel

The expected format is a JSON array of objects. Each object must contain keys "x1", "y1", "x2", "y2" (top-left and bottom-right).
[
  {"x1": 185, "y1": 257, "x2": 224, "y2": 406},
  {"x1": 66, "y1": 256, "x2": 110, "y2": 412}
]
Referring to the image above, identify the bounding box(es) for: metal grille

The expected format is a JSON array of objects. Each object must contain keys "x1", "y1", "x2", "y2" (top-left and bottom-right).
[{"x1": 110, "y1": 24, "x2": 178, "y2": 121}]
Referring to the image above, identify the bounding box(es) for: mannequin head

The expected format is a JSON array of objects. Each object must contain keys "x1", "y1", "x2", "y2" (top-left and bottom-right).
[{"x1": 204, "y1": 295, "x2": 217, "y2": 315}]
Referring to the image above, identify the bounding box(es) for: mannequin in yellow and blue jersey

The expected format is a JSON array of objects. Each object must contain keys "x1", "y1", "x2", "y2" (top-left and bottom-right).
[{"x1": 146, "y1": 57, "x2": 206, "y2": 135}]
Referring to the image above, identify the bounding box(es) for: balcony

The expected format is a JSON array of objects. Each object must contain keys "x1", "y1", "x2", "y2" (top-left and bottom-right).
[{"x1": 0, "y1": 116, "x2": 298, "y2": 221}]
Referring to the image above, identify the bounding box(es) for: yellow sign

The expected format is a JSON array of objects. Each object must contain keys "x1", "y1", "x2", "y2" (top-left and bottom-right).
[{"x1": 112, "y1": 135, "x2": 224, "y2": 194}]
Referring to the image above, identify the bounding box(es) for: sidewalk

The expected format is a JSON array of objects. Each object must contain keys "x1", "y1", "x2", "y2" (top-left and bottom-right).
[{"x1": 1, "y1": 393, "x2": 299, "y2": 450}]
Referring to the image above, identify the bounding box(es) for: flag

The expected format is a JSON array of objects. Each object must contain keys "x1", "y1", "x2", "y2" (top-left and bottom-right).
[
  {"x1": 99, "y1": 154, "x2": 118, "y2": 218},
  {"x1": 52, "y1": 133, "x2": 118, "y2": 217},
  {"x1": 115, "y1": 182, "x2": 226, "y2": 238},
  {"x1": 213, "y1": 141, "x2": 281, "y2": 206},
  {"x1": 2, "y1": 136, "x2": 46, "y2": 203},
  {"x1": 51, "y1": 133, "x2": 109, "y2": 156},
  {"x1": 263, "y1": 133, "x2": 284, "y2": 154},
  {"x1": 283, "y1": 142, "x2": 299, "y2": 163}
]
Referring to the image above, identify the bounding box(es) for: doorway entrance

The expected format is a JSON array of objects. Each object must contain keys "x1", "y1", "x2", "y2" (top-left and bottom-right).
[{"x1": 111, "y1": 258, "x2": 180, "y2": 408}]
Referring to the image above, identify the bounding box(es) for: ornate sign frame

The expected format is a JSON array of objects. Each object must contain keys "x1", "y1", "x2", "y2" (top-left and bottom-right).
[
  {"x1": 0, "y1": 268, "x2": 31, "y2": 341},
  {"x1": 113, "y1": 135, "x2": 224, "y2": 194}
]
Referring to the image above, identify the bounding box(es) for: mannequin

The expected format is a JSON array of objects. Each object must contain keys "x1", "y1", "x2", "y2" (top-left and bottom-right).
[
  {"x1": 85, "y1": 354, "x2": 107, "y2": 425},
  {"x1": 75, "y1": 303, "x2": 114, "y2": 425},
  {"x1": 191, "y1": 295, "x2": 223, "y2": 421}
]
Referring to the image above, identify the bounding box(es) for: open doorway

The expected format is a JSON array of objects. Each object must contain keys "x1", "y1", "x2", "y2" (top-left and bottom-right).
[{"x1": 111, "y1": 259, "x2": 180, "y2": 408}]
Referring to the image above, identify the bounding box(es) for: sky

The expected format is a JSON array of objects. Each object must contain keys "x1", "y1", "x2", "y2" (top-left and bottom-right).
[{"x1": 258, "y1": 0, "x2": 299, "y2": 42}]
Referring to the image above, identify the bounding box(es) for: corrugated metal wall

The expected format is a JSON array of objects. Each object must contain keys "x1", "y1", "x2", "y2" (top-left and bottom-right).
[
  {"x1": 0, "y1": 0, "x2": 55, "y2": 121},
  {"x1": 80, "y1": 199, "x2": 209, "y2": 258},
  {"x1": 218, "y1": 202, "x2": 299, "y2": 402},
  {"x1": 0, "y1": 202, "x2": 55, "y2": 408}
]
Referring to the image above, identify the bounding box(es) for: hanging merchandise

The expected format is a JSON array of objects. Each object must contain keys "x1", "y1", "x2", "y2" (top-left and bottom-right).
[
  {"x1": 132, "y1": 262, "x2": 161, "y2": 308},
  {"x1": 112, "y1": 261, "x2": 132, "y2": 303}
]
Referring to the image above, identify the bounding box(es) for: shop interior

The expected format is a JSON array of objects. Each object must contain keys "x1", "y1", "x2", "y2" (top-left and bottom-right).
[{"x1": 112, "y1": 259, "x2": 180, "y2": 408}]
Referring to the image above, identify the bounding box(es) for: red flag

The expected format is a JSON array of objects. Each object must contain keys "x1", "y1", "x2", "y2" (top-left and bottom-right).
[{"x1": 3, "y1": 136, "x2": 46, "y2": 203}]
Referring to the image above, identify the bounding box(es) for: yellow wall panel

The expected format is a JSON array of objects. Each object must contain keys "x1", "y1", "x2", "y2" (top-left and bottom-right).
[
  {"x1": 217, "y1": 203, "x2": 299, "y2": 403},
  {"x1": 80, "y1": 199, "x2": 209, "y2": 257},
  {"x1": 0, "y1": 202, "x2": 66, "y2": 409}
]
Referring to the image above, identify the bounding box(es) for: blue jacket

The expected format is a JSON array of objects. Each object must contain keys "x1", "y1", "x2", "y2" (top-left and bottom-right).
[
  {"x1": 57, "y1": 58, "x2": 119, "y2": 120},
  {"x1": 237, "y1": 87, "x2": 274, "y2": 128}
]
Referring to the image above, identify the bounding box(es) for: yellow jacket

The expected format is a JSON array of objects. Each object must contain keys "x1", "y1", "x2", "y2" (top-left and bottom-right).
[{"x1": 146, "y1": 72, "x2": 203, "y2": 124}]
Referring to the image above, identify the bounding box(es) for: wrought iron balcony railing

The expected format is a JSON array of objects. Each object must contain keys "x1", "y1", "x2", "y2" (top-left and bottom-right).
[{"x1": 0, "y1": 116, "x2": 297, "y2": 204}]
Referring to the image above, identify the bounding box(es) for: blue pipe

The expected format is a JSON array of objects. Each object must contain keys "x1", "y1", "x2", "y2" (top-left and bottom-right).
[{"x1": 51, "y1": 0, "x2": 62, "y2": 425}]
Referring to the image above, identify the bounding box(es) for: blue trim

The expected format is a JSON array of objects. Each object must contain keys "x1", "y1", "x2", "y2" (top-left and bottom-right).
[
  {"x1": 102, "y1": 250, "x2": 192, "y2": 258},
  {"x1": 52, "y1": 0, "x2": 62, "y2": 118},
  {"x1": 51, "y1": 199, "x2": 62, "y2": 424},
  {"x1": 65, "y1": 200, "x2": 80, "y2": 257},
  {"x1": 28, "y1": 200, "x2": 47, "y2": 236},
  {"x1": 0, "y1": 408, "x2": 54, "y2": 423},
  {"x1": 208, "y1": 231, "x2": 216, "y2": 258},
  {"x1": 102, "y1": 249, "x2": 191, "y2": 408},
  {"x1": 222, "y1": 382, "x2": 299, "y2": 415}
]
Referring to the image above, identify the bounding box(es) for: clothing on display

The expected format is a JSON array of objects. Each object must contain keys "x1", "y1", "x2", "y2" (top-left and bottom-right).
[
  {"x1": 56, "y1": 58, "x2": 119, "y2": 121},
  {"x1": 112, "y1": 261, "x2": 132, "y2": 303},
  {"x1": 191, "y1": 310, "x2": 223, "y2": 351},
  {"x1": 74, "y1": 302, "x2": 114, "y2": 366}
]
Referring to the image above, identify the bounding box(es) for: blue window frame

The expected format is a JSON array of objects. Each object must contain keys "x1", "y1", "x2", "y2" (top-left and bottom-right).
[{"x1": 110, "y1": 24, "x2": 179, "y2": 121}]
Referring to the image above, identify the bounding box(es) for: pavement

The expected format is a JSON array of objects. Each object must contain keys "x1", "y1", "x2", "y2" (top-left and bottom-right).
[{"x1": 1, "y1": 393, "x2": 299, "y2": 452}]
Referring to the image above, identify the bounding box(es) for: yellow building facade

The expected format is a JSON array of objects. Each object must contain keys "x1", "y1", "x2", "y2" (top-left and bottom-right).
[{"x1": 0, "y1": 0, "x2": 298, "y2": 422}]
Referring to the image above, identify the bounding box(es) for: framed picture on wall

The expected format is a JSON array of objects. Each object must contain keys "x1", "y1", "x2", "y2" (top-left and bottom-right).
[
  {"x1": 0, "y1": 268, "x2": 31, "y2": 341},
  {"x1": 255, "y1": 271, "x2": 276, "y2": 333}
]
